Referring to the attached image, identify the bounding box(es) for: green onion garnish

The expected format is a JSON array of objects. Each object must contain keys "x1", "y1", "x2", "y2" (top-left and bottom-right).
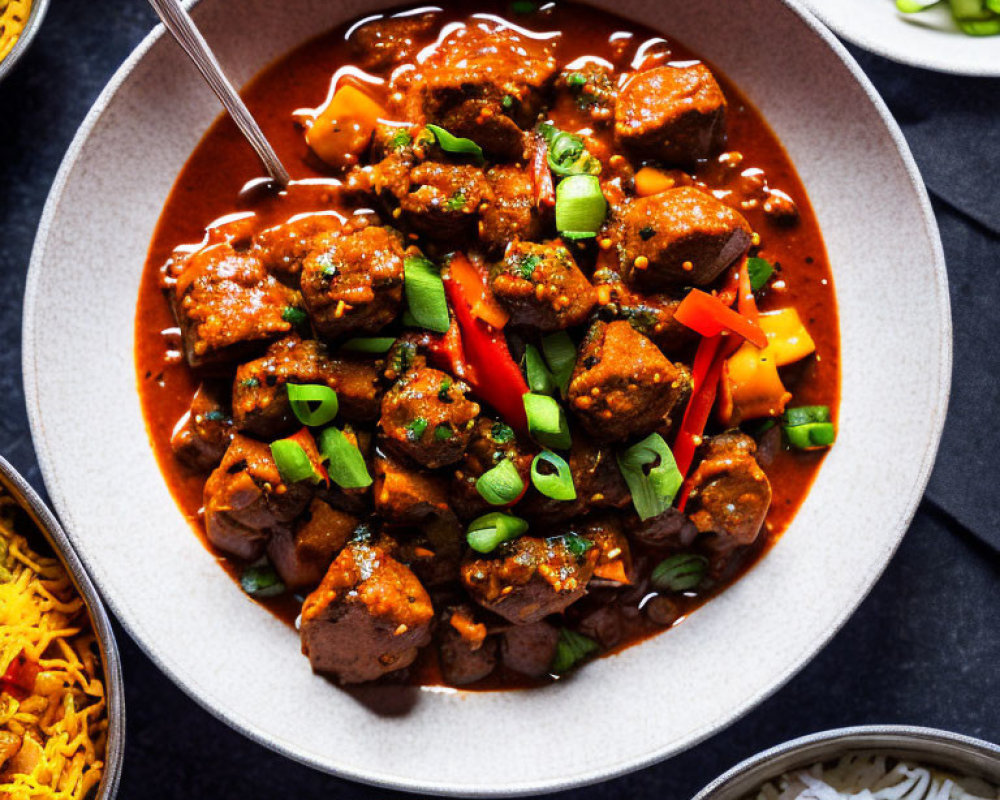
[
  {"x1": 406, "y1": 417, "x2": 429, "y2": 440},
  {"x1": 475, "y1": 458, "x2": 525, "y2": 505},
  {"x1": 539, "y1": 123, "x2": 602, "y2": 178},
  {"x1": 782, "y1": 405, "x2": 836, "y2": 450},
  {"x1": 317, "y1": 426, "x2": 372, "y2": 489},
  {"x1": 747, "y1": 256, "x2": 775, "y2": 292},
  {"x1": 555, "y1": 174, "x2": 607, "y2": 240},
  {"x1": 542, "y1": 331, "x2": 576, "y2": 396},
  {"x1": 616, "y1": 433, "x2": 683, "y2": 521},
  {"x1": 424, "y1": 124, "x2": 485, "y2": 165},
  {"x1": 783, "y1": 405, "x2": 831, "y2": 426},
  {"x1": 466, "y1": 512, "x2": 529, "y2": 553},
  {"x1": 282, "y1": 306, "x2": 309, "y2": 327},
  {"x1": 341, "y1": 337, "x2": 396, "y2": 354},
  {"x1": 523, "y1": 393, "x2": 572, "y2": 450},
  {"x1": 550, "y1": 628, "x2": 599, "y2": 674},
  {"x1": 531, "y1": 450, "x2": 577, "y2": 501},
  {"x1": 403, "y1": 254, "x2": 450, "y2": 333},
  {"x1": 388, "y1": 129, "x2": 413, "y2": 150},
  {"x1": 525, "y1": 344, "x2": 556, "y2": 395},
  {"x1": 270, "y1": 439, "x2": 322, "y2": 485},
  {"x1": 552, "y1": 533, "x2": 593, "y2": 559},
  {"x1": 650, "y1": 554, "x2": 708, "y2": 593},
  {"x1": 287, "y1": 383, "x2": 339, "y2": 427},
  {"x1": 240, "y1": 563, "x2": 285, "y2": 598},
  {"x1": 490, "y1": 421, "x2": 515, "y2": 444},
  {"x1": 434, "y1": 424, "x2": 454, "y2": 441}
]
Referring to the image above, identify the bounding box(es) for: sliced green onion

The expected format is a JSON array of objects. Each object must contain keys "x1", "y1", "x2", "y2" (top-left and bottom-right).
[
  {"x1": 531, "y1": 451, "x2": 577, "y2": 501},
  {"x1": 270, "y1": 439, "x2": 322, "y2": 485},
  {"x1": 616, "y1": 433, "x2": 683, "y2": 521},
  {"x1": 240, "y1": 563, "x2": 285, "y2": 598},
  {"x1": 525, "y1": 344, "x2": 556, "y2": 395},
  {"x1": 539, "y1": 123, "x2": 602, "y2": 178},
  {"x1": 341, "y1": 336, "x2": 396, "y2": 354},
  {"x1": 650, "y1": 554, "x2": 708, "y2": 593},
  {"x1": 896, "y1": 0, "x2": 939, "y2": 11},
  {"x1": 782, "y1": 405, "x2": 835, "y2": 450},
  {"x1": 475, "y1": 459, "x2": 525, "y2": 505},
  {"x1": 555, "y1": 174, "x2": 607, "y2": 240},
  {"x1": 523, "y1": 393, "x2": 572, "y2": 450},
  {"x1": 425, "y1": 124, "x2": 485, "y2": 165},
  {"x1": 287, "y1": 383, "x2": 339, "y2": 427},
  {"x1": 783, "y1": 405, "x2": 831, "y2": 426},
  {"x1": 317, "y1": 426, "x2": 372, "y2": 489},
  {"x1": 542, "y1": 331, "x2": 576, "y2": 396},
  {"x1": 551, "y1": 533, "x2": 593, "y2": 559},
  {"x1": 404, "y1": 254, "x2": 450, "y2": 333},
  {"x1": 746, "y1": 256, "x2": 775, "y2": 292},
  {"x1": 466, "y1": 512, "x2": 529, "y2": 553},
  {"x1": 550, "y1": 628, "x2": 598, "y2": 674}
]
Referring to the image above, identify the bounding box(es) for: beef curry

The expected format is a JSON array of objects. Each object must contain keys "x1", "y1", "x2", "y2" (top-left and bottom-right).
[{"x1": 136, "y1": 0, "x2": 840, "y2": 689}]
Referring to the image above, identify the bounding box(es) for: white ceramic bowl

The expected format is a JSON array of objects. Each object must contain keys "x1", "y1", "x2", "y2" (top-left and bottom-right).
[
  {"x1": 22, "y1": 0, "x2": 950, "y2": 794},
  {"x1": 801, "y1": 0, "x2": 1000, "y2": 76}
]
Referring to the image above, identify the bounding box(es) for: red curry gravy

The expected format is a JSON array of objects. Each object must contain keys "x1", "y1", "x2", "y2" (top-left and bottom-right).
[{"x1": 135, "y1": 0, "x2": 839, "y2": 689}]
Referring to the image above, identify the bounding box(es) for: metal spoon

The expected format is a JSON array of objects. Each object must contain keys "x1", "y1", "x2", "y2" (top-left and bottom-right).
[{"x1": 146, "y1": 0, "x2": 291, "y2": 187}]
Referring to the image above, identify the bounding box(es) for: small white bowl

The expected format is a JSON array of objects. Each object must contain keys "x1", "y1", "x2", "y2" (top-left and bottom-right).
[
  {"x1": 801, "y1": 0, "x2": 1000, "y2": 76},
  {"x1": 22, "y1": 0, "x2": 950, "y2": 794}
]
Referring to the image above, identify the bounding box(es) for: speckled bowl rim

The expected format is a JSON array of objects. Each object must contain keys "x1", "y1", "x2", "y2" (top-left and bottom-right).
[
  {"x1": 21, "y1": 0, "x2": 951, "y2": 794},
  {"x1": 692, "y1": 726, "x2": 1000, "y2": 800},
  {"x1": 0, "y1": 0, "x2": 51, "y2": 83},
  {"x1": 0, "y1": 456, "x2": 125, "y2": 800}
]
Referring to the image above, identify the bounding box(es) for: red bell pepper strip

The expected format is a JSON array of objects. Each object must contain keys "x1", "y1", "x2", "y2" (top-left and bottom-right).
[
  {"x1": 443, "y1": 272, "x2": 530, "y2": 434},
  {"x1": 737, "y1": 256, "x2": 760, "y2": 323},
  {"x1": 448, "y1": 253, "x2": 509, "y2": 329},
  {"x1": 426, "y1": 316, "x2": 472, "y2": 384},
  {"x1": 674, "y1": 288, "x2": 767, "y2": 349},
  {"x1": 531, "y1": 135, "x2": 555, "y2": 209},
  {"x1": 1, "y1": 651, "x2": 39, "y2": 700}
]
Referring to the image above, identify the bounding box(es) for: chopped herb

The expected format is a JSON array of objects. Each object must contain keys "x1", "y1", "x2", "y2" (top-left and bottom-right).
[
  {"x1": 518, "y1": 253, "x2": 543, "y2": 280},
  {"x1": 747, "y1": 256, "x2": 775, "y2": 292},
  {"x1": 388, "y1": 129, "x2": 412, "y2": 150},
  {"x1": 552, "y1": 533, "x2": 592, "y2": 559},
  {"x1": 445, "y1": 191, "x2": 467, "y2": 212},
  {"x1": 639, "y1": 225, "x2": 656, "y2": 241},
  {"x1": 240, "y1": 377, "x2": 260, "y2": 389},
  {"x1": 406, "y1": 417, "x2": 429, "y2": 440},
  {"x1": 501, "y1": 94, "x2": 514, "y2": 110},
  {"x1": 565, "y1": 71, "x2": 587, "y2": 88},
  {"x1": 438, "y1": 376, "x2": 453, "y2": 402},
  {"x1": 491, "y1": 421, "x2": 515, "y2": 443},
  {"x1": 434, "y1": 424, "x2": 454, "y2": 441},
  {"x1": 282, "y1": 306, "x2": 309, "y2": 327},
  {"x1": 240, "y1": 563, "x2": 285, "y2": 598},
  {"x1": 551, "y1": 628, "x2": 598, "y2": 674}
]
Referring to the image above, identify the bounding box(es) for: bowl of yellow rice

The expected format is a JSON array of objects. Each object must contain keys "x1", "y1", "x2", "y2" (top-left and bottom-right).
[{"x1": 0, "y1": 0, "x2": 49, "y2": 82}]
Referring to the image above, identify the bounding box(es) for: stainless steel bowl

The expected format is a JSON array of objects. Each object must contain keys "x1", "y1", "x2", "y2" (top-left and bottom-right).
[
  {"x1": 694, "y1": 726, "x2": 1000, "y2": 800},
  {"x1": 0, "y1": 0, "x2": 50, "y2": 82},
  {"x1": 0, "y1": 455, "x2": 124, "y2": 799}
]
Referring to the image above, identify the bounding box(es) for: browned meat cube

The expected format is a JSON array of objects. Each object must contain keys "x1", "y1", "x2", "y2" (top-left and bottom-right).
[
  {"x1": 567, "y1": 320, "x2": 688, "y2": 442},
  {"x1": 557, "y1": 61, "x2": 616, "y2": 124},
  {"x1": 490, "y1": 241, "x2": 596, "y2": 331},
  {"x1": 619, "y1": 186, "x2": 752, "y2": 290},
  {"x1": 170, "y1": 381, "x2": 233, "y2": 472},
  {"x1": 627, "y1": 507, "x2": 698, "y2": 549},
  {"x1": 232, "y1": 335, "x2": 381, "y2": 439},
  {"x1": 395, "y1": 516, "x2": 464, "y2": 589},
  {"x1": 252, "y1": 213, "x2": 343, "y2": 283},
  {"x1": 479, "y1": 166, "x2": 545, "y2": 253},
  {"x1": 411, "y1": 25, "x2": 558, "y2": 159},
  {"x1": 300, "y1": 540, "x2": 434, "y2": 684},
  {"x1": 460, "y1": 535, "x2": 598, "y2": 624},
  {"x1": 437, "y1": 605, "x2": 497, "y2": 686},
  {"x1": 381, "y1": 367, "x2": 480, "y2": 468},
  {"x1": 389, "y1": 161, "x2": 492, "y2": 242},
  {"x1": 578, "y1": 516, "x2": 633, "y2": 585},
  {"x1": 373, "y1": 450, "x2": 451, "y2": 523},
  {"x1": 267, "y1": 499, "x2": 358, "y2": 590},
  {"x1": 203, "y1": 434, "x2": 312, "y2": 561},
  {"x1": 686, "y1": 432, "x2": 771, "y2": 548},
  {"x1": 171, "y1": 243, "x2": 296, "y2": 368},
  {"x1": 450, "y1": 417, "x2": 534, "y2": 521},
  {"x1": 614, "y1": 64, "x2": 727, "y2": 166},
  {"x1": 501, "y1": 621, "x2": 559, "y2": 677},
  {"x1": 300, "y1": 226, "x2": 404, "y2": 340},
  {"x1": 347, "y1": 11, "x2": 437, "y2": 72}
]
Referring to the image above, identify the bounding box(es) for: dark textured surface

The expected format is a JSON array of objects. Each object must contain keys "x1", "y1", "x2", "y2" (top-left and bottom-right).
[{"x1": 0, "y1": 1, "x2": 998, "y2": 798}]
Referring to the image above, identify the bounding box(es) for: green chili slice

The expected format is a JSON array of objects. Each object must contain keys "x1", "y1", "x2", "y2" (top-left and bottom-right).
[
  {"x1": 555, "y1": 174, "x2": 607, "y2": 239},
  {"x1": 466, "y1": 512, "x2": 529, "y2": 553},
  {"x1": 650, "y1": 554, "x2": 708, "y2": 593},
  {"x1": 523, "y1": 393, "x2": 572, "y2": 450},
  {"x1": 782, "y1": 405, "x2": 836, "y2": 450},
  {"x1": 317, "y1": 426, "x2": 372, "y2": 489},
  {"x1": 475, "y1": 459, "x2": 525, "y2": 505},
  {"x1": 286, "y1": 383, "x2": 339, "y2": 427},
  {"x1": 616, "y1": 433, "x2": 683, "y2": 521},
  {"x1": 425, "y1": 124, "x2": 485, "y2": 165},
  {"x1": 531, "y1": 450, "x2": 577, "y2": 501},
  {"x1": 404, "y1": 254, "x2": 450, "y2": 333},
  {"x1": 270, "y1": 439, "x2": 322, "y2": 485}
]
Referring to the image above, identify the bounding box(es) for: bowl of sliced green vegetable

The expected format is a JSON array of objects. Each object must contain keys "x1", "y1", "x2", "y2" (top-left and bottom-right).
[{"x1": 801, "y1": 0, "x2": 1000, "y2": 75}]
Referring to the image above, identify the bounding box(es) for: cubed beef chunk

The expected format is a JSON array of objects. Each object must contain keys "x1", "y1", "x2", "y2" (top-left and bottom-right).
[
  {"x1": 232, "y1": 335, "x2": 381, "y2": 439},
  {"x1": 171, "y1": 243, "x2": 296, "y2": 368},
  {"x1": 557, "y1": 61, "x2": 616, "y2": 124},
  {"x1": 614, "y1": 64, "x2": 726, "y2": 166},
  {"x1": 567, "y1": 320, "x2": 688, "y2": 442},
  {"x1": 170, "y1": 381, "x2": 233, "y2": 472},
  {"x1": 411, "y1": 25, "x2": 557, "y2": 159},
  {"x1": 300, "y1": 540, "x2": 433, "y2": 684},
  {"x1": 461, "y1": 535, "x2": 597, "y2": 624},
  {"x1": 203, "y1": 434, "x2": 312, "y2": 561},
  {"x1": 686, "y1": 432, "x2": 771, "y2": 548},
  {"x1": 300, "y1": 225, "x2": 404, "y2": 339},
  {"x1": 267, "y1": 499, "x2": 358, "y2": 590},
  {"x1": 391, "y1": 161, "x2": 492, "y2": 241},
  {"x1": 348, "y1": 11, "x2": 437, "y2": 72},
  {"x1": 619, "y1": 186, "x2": 752, "y2": 290},
  {"x1": 501, "y1": 621, "x2": 559, "y2": 677},
  {"x1": 253, "y1": 213, "x2": 343, "y2": 283},
  {"x1": 479, "y1": 166, "x2": 545, "y2": 253},
  {"x1": 381, "y1": 367, "x2": 480, "y2": 468},
  {"x1": 570, "y1": 438, "x2": 631, "y2": 509},
  {"x1": 395, "y1": 516, "x2": 464, "y2": 588},
  {"x1": 577, "y1": 606, "x2": 625, "y2": 649},
  {"x1": 450, "y1": 418, "x2": 534, "y2": 521},
  {"x1": 437, "y1": 605, "x2": 498, "y2": 686},
  {"x1": 627, "y1": 507, "x2": 698, "y2": 549},
  {"x1": 490, "y1": 241, "x2": 596, "y2": 331},
  {"x1": 374, "y1": 450, "x2": 452, "y2": 522},
  {"x1": 383, "y1": 332, "x2": 428, "y2": 383}
]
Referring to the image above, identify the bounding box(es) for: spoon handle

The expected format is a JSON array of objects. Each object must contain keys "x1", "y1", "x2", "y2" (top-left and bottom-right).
[{"x1": 146, "y1": 0, "x2": 291, "y2": 186}]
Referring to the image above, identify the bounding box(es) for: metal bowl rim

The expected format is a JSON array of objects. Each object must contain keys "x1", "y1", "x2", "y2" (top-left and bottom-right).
[
  {"x1": 692, "y1": 725, "x2": 1000, "y2": 800},
  {"x1": 0, "y1": 0, "x2": 52, "y2": 82},
  {"x1": 0, "y1": 455, "x2": 125, "y2": 800}
]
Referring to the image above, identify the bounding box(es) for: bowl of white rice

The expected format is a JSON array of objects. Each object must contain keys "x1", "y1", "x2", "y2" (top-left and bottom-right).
[{"x1": 694, "y1": 726, "x2": 1000, "y2": 800}]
